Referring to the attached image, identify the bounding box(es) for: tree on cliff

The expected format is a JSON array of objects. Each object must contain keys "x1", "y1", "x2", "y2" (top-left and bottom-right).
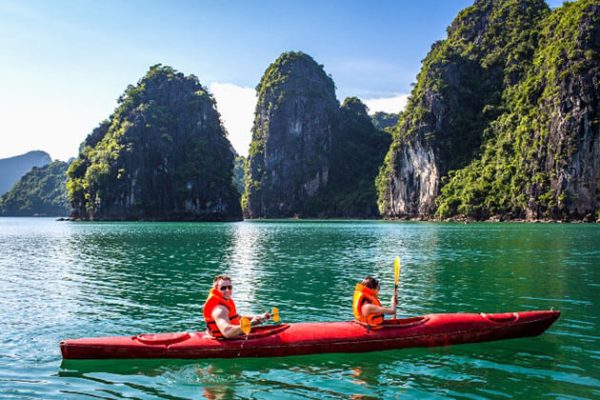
[{"x1": 67, "y1": 64, "x2": 242, "y2": 221}]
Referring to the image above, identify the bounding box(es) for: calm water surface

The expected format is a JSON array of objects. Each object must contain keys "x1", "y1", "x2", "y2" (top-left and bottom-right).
[{"x1": 0, "y1": 218, "x2": 598, "y2": 399}]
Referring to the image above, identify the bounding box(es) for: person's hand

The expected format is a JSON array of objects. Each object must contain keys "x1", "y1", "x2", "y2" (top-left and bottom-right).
[
  {"x1": 251, "y1": 312, "x2": 271, "y2": 325},
  {"x1": 390, "y1": 295, "x2": 397, "y2": 312}
]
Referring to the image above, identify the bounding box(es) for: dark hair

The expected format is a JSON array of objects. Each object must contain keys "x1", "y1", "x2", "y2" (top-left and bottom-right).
[
  {"x1": 213, "y1": 274, "x2": 232, "y2": 284},
  {"x1": 361, "y1": 276, "x2": 379, "y2": 290}
]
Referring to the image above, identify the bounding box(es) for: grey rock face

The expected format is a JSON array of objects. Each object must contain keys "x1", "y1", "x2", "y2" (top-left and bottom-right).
[
  {"x1": 244, "y1": 52, "x2": 339, "y2": 218},
  {"x1": 387, "y1": 139, "x2": 439, "y2": 217},
  {"x1": 532, "y1": 3, "x2": 600, "y2": 219},
  {"x1": 378, "y1": 0, "x2": 550, "y2": 219}
]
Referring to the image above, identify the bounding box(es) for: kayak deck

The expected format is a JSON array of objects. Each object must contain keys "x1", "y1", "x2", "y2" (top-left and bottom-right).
[{"x1": 60, "y1": 310, "x2": 560, "y2": 359}]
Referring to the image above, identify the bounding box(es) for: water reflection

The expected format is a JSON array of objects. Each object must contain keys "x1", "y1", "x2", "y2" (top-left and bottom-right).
[
  {"x1": 60, "y1": 353, "x2": 397, "y2": 399},
  {"x1": 222, "y1": 222, "x2": 268, "y2": 315}
]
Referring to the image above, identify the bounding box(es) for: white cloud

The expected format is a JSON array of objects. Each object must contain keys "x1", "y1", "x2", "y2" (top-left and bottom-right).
[
  {"x1": 364, "y1": 94, "x2": 409, "y2": 115},
  {"x1": 209, "y1": 82, "x2": 256, "y2": 157}
]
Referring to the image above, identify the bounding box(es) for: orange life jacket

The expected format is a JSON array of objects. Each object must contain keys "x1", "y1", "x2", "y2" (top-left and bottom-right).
[
  {"x1": 203, "y1": 288, "x2": 240, "y2": 338},
  {"x1": 352, "y1": 283, "x2": 384, "y2": 326}
]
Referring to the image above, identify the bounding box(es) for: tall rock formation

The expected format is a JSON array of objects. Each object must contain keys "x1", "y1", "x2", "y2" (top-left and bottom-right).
[
  {"x1": 243, "y1": 52, "x2": 339, "y2": 218},
  {"x1": 377, "y1": 0, "x2": 553, "y2": 218},
  {"x1": 67, "y1": 65, "x2": 242, "y2": 221},
  {"x1": 436, "y1": 0, "x2": 600, "y2": 220}
]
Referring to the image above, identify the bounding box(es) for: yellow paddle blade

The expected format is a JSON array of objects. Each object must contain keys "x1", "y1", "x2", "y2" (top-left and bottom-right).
[
  {"x1": 240, "y1": 317, "x2": 251, "y2": 335},
  {"x1": 394, "y1": 256, "x2": 401, "y2": 285},
  {"x1": 272, "y1": 307, "x2": 280, "y2": 323}
]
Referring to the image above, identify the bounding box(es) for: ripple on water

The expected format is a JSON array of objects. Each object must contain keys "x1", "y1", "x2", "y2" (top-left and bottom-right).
[{"x1": 0, "y1": 219, "x2": 599, "y2": 399}]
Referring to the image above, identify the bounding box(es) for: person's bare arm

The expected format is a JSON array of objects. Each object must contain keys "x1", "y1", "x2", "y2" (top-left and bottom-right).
[
  {"x1": 212, "y1": 305, "x2": 244, "y2": 338},
  {"x1": 361, "y1": 295, "x2": 397, "y2": 316}
]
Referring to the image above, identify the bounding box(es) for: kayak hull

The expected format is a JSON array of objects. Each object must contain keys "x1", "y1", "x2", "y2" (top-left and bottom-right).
[{"x1": 60, "y1": 310, "x2": 559, "y2": 359}]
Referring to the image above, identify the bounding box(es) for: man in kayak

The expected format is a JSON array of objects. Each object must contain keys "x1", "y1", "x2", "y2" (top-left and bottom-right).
[
  {"x1": 203, "y1": 274, "x2": 271, "y2": 338},
  {"x1": 353, "y1": 276, "x2": 397, "y2": 327}
]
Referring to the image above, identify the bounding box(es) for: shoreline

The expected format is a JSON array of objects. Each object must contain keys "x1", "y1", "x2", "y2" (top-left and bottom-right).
[{"x1": 1, "y1": 215, "x2": 598, "y2": 224}]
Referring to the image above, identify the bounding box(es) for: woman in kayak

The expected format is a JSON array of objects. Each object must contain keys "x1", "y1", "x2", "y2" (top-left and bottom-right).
[
  {"x1": 353, "y1": 276, "x2": 397, "y2": 327},
  {"x1": 203, "y1": 274, "x2": 270, "y2": 338}
]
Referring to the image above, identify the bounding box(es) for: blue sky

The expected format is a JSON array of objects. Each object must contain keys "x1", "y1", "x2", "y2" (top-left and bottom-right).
[{"x1": 0, "y1": 0, "x2": 566, "y2": 160}]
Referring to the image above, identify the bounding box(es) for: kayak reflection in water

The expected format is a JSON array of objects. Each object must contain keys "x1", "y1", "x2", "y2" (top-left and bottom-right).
[
  {"x1": 202, "y1": 274, "x2": 271, "y2": 338},
  {"x1": 352, "y1": 276, "x2": 397, "y2": 327}
]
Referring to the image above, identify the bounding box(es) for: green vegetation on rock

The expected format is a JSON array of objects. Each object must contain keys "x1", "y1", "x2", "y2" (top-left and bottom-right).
[
  {"x1": 244, "y1": 52, "x2": 391, "y2": 218},
  {"x1": 67, "y1": 64, "x2": 242, "y2": 221},
  {"x1": 0, "y1": 161, "x2": 69, "y2": 216},
  {"x1": 371, "y1": 112, "x2": 399, "y2": 134},
  {"x1": 233, "y1": 155, "x2": 245, "y2": 196},
  {"x1": 304, "y1": 97, "x2": 391, "y2": 217},
  {"x1": 0, "y1": 151, "x2": 52, "y2": 195},
  {"x1": 436, "y1": 0, "x2": 600, "y2": 220},
  {"x1": 377, "y1": 0, "x2": 599, "y2": 221}
]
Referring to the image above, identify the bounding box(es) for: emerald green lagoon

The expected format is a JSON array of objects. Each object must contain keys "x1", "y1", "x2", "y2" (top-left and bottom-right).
[{"x1": 0, "y1": 218, "x2": 598, "y2": 399}]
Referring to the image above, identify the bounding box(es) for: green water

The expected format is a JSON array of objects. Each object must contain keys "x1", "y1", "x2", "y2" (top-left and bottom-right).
[{"x1": 0, "y1": 218, "x2": 598, "y2": 399}]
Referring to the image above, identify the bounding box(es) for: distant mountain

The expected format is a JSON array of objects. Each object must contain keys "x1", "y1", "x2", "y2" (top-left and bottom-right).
[
  {"x1": 371, "y1": 112, "x2": 399, "y2": 133},
  {"x1": 305, "y1": 97, "x2": 391, "y2": 218},
  {"x1": 0, "y1": 151, "x2": 52, "y2": 195},
  {"x1": 0, "y1": 161, "x2": 69, "y2": 216}
]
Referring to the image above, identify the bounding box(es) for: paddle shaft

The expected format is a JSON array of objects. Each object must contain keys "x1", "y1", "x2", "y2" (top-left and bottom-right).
[
  {"x1": 393, "y1": 257, "x2": 400, "y2": 319},
  {"x1": 394, "y1": 283, "x2": 398, "y2": 319}
]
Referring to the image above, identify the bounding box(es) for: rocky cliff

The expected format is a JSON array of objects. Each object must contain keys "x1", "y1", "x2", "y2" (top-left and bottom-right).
[
  {"x1": 243, "y1": 52, "x2": 339, "y2": 218},
  {"x1": 0, "y1": 161, "x2": 69, "y2": 216},
  {"x1": 233, "y1": 155, "x2": 245, "y2": 196},
  {"x1": 436, "y1": 0, "x2": 600, "y2": 221},
  {"x1": 378, "y1": 0, "x2": 599, "y2": 220},
  {"x1": 67, "y1": 65, "x2": 242, "y2": 221},
  {"x1": 305, "y1": 97, "x2": 391, "y2": 217}
]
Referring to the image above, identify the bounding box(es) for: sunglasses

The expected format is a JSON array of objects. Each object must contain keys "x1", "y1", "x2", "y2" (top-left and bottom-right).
[{"x1": 220, "y1": 285, "x2": 233, "y2": 291}]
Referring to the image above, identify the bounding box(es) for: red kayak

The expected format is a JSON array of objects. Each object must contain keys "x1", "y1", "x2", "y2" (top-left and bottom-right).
[{"x1": 60, "y1": 310, "x2": 559, "y2": 359}]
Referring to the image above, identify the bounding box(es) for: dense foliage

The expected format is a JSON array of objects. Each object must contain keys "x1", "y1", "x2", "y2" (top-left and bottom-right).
[
  {"x1": 67, "y1": 65, "x2": 242, "y2": 221},
  {"x1": 436, "y1": 0, "x2": 600, "y2": 220},
  {"x1": 377, "y1": 0, "x2": 599, "y2": 220},
  {"x1": 0, "y1": 161, "x2": 69, "y2": 216}
]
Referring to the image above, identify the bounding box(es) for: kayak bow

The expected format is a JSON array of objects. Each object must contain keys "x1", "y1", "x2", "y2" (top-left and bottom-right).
[{"x1": 60, "y1": 310, "x2": 559, "y2": 360}]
